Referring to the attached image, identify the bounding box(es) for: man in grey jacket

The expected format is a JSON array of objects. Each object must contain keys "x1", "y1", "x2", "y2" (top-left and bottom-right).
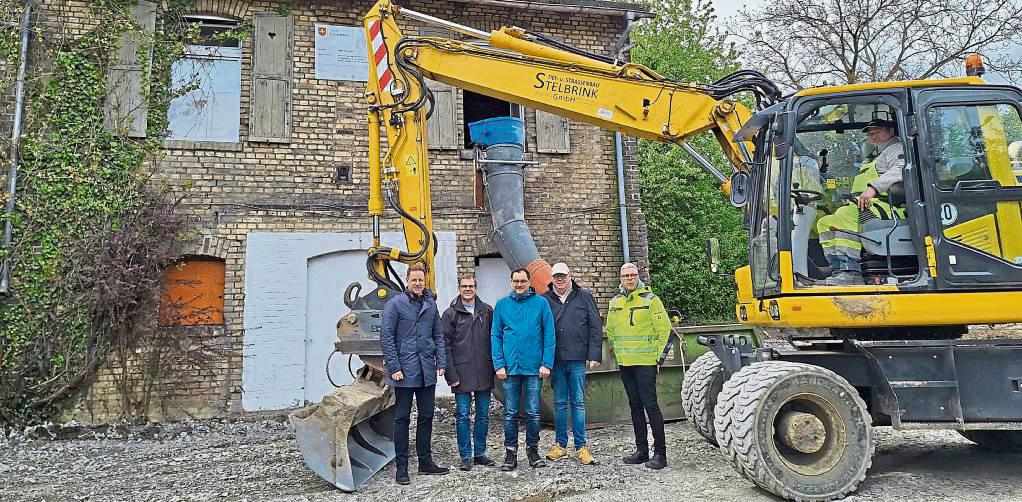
[
  {"x1": 816, "y1": 118, "x2": 906, "y2": 285},
  {"x1": 541, "y1": 263, "x2": 602, "y2": 465},
  {"x1": 855, "y1": 119, "x2": 905, "y2": 210}
]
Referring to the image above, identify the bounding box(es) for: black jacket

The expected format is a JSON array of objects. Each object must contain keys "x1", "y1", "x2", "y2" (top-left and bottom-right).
[
  {"x1": 542, "y1": 281, "x2": 603, "y2": 362},
  {"x1": 440, "y1": 297, "x2": 495, "y2": 393}
]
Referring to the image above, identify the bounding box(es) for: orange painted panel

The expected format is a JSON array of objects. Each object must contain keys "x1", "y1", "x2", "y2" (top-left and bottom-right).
[{"x1": 159, "y1": 258, "x2": 226, "y2": 326}]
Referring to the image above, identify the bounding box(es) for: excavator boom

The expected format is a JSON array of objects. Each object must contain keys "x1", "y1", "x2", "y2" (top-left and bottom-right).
[{"x1": 293, "y1": 0, "x2": 779, "y2": 492}]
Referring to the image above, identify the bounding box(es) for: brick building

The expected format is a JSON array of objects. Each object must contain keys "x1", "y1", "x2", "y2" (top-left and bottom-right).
[{"x1": 14, "y1": 0, "x2": 653, "y2": 422}]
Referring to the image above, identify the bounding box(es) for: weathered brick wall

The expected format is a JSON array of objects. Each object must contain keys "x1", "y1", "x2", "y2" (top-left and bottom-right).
[{"x1": 31, "y1": 0, "x2": 651, "y2": 422}]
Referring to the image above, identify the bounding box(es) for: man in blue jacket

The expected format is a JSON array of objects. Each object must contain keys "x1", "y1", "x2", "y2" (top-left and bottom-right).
[
  {"x1": 379, "y1": 264, "x2": 450, "y2": 485},
  {"x1": 491, "y1": 267, "x2": 556, "y2": 472}
]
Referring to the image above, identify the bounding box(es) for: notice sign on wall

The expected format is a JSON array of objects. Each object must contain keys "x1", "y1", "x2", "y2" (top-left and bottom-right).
[{"x1": 314, "y1": 24, "x2": 368, "y2": 81}]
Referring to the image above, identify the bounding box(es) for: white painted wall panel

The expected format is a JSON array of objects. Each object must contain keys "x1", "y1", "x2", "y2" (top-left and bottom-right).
[
  {"x1": 243, "y1": 231, "x2": 457, "y2": 411},
  {"x1": 475, "y1": 257, "x2": 511, "y2": 307}
]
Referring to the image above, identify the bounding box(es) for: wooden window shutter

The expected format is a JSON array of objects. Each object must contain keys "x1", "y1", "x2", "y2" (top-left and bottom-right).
[
  {"x1": 536, "y1": 109, "x2": 570, "y2": 153},
  {"x1": 419, "y1": 27, "x2": 458, "y2": 150},
  {"x1": 103, "y1": 0, "x2": 156, "y2": 138},
  {"x1": 426, "y1": 80, "x2": 458, "y2": 149},
  {"x1": 250, "y1": 12, "x2": 294, "y2": 143}
]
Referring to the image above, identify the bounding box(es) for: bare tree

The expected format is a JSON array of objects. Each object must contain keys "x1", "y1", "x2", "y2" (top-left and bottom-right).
[{"x1": 731, "y1": 0, "x2": 1022, "y2": 89}]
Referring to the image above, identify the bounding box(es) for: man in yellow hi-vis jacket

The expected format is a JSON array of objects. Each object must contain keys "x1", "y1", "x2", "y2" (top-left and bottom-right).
[
  {"x1": 606, "y1": 263, "x2": 672, "y2": 470},
  {"x1": 816, "y1": 119, "x2": 906, "y2": 286}
]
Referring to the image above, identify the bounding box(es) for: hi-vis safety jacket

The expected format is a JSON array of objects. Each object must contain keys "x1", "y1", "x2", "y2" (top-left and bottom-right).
[
  {"x1": 606, "y1": 283, "x2": 672, "y2": 366},
  {"x1": 852, "y1": 161, "x2": 906, "y2": 220}
]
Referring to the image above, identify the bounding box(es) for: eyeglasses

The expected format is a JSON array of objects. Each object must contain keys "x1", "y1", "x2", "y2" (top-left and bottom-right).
[
  {"x1": 553, "y1": 274, "x2": 568, "y2": 279},
  {"x1": 620, "y1": 273, "x2": 639, "y2": 278},
  {"x1": 511, "y1": 280, "x2": 529, "y2": 284}
]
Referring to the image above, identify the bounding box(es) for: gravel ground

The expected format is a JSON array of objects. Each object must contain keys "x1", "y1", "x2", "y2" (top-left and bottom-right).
[{"x1": 2, "y1": 399, "x2": 1021, "y2": 502}]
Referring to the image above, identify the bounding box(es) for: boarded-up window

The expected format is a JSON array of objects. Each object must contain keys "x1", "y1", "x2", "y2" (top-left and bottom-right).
[
  {"x1": 159, "y1": 258, "x2": 226, "y2": 326},
  {"x1": 104, "y1": 0, "x2": 156, "y2": 137},
  {"x1": 536, "y1": 110, "x2": 570, "y2": 153},
  {"x1": 249, "y1": 12, "x2": 294, "y2": 143},
  {"x1": 420, "y1": 27, "x2": 458, "y2": 149}
]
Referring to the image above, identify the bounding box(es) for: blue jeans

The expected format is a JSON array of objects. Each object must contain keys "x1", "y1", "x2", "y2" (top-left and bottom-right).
[
  {"x1": 502, "y1": 375, "x2": 541, "y2": 449},
  {"x1": 454, "y1": 390, "x2": 491, "y2": 460},
  {"x1": 552, "y1": 360, "x2": 587, "y2": 448}
]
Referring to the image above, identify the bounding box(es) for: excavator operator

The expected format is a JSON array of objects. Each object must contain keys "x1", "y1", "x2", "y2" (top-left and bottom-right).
[{"x1": 815, "y1": 118, "x2": 906, "y2": 286}]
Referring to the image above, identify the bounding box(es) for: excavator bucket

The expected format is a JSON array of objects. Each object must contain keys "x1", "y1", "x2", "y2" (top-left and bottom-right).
[{"x1": 290, "y1": 366, "x2": 396, "y2": 492}]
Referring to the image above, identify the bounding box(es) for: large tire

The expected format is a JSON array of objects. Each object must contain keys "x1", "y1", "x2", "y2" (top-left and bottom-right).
[
  {"x1": 959, "y1": 430, "x2": 1022, "y2": 452},
  {"x1": 716, "y1": 361, "x2": 874, "y2": 502},
  {"x1": 681, "y1": 352, "x2": 726, "y2": 446},
  {"x1": 713, "y1": 362, "x2": 774, "y2": 476}
]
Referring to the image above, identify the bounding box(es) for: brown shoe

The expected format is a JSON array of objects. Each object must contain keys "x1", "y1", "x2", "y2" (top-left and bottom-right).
[
  {"x1": 546, "y1": 444, "x2": 569, "y2": 461},
  {"x1": 575, "y1": 446, "x2": 597, "y2": 465}
]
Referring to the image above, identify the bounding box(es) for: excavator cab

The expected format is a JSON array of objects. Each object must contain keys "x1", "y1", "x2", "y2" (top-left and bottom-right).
[
  {"x1": 738, "y1": 82, "x2": 1022, "y2": 311},
  {"x1": 692, "y1": 79, "x2": 1022, "y2": 502}
]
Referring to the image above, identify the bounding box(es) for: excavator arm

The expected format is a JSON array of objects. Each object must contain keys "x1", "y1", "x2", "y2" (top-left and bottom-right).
[
  {"x1": 292, "y1": 1, "x2": 780, "y2": 492},
  {"x1": 360, "y1": 0, "x2": 777, "y2": 293}
]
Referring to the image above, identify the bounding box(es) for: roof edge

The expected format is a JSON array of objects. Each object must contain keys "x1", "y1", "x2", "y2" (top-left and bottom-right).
[{"x1": 450, "y1": 0, "x2": 654, "y2": 18}]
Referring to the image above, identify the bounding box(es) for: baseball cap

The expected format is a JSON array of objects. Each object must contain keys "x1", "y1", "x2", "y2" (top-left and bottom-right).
[
  {"x1": 862, "y1": 119, "x2": 895, "y2": 132},
  {"x1": 551, "y1": 263, "x2": 570, "y2": 276}
]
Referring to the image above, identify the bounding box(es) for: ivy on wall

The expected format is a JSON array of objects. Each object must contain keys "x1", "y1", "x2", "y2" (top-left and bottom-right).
[{"x1": 0, "y1": 0, "x2": 223, "y2": 427}]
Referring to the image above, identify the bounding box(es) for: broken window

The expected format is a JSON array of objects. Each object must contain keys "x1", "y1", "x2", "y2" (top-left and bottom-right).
[
  {"x1": 462, "y1": 89, "x2": 524, "y2": 149},
  {"x1": 167, "y1": 16, "x2": 242, "y2": 143}
]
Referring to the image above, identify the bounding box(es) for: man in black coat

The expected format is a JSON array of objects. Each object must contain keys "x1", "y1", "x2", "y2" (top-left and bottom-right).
[
  {"x1": 441, "y1": 275, "x2": 497, "y2": 471},
  {"x1": 541, "y1": 263, "x2": 603, "y2": 465},
  {"x1": 379, "y1": 264, "x2": 450, "y2": 485}
]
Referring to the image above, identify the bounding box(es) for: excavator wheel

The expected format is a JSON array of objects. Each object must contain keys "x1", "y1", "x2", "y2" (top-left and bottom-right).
[
  {"x1": 958, "y1": 430, "x2": 1022, "y2": 452},
  {"x1": 715, "y1": 361, "x2": 873, "y2": 502},
  {"x1": 681, "y1": 352, "x2": 726, "y2": 446},
  {"x1": 713, "y1": 362, "x2": 773, "y2": 476}
]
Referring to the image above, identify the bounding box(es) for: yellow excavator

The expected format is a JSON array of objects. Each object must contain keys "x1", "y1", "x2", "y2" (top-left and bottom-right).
[{"x1": 291, "y1": 1, "x2": 1022, "y2": 499}]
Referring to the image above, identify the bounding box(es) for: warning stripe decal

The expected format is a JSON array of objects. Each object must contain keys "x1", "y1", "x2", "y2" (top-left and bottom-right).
[{"x1": 369, "y1": 19, "x2": 393, "y2": 93}]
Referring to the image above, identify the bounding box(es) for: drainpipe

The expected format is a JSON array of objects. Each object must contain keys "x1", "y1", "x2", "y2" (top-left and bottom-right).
[
  {"x1": 1, "y1": 2, "x2": 31, "y2": 295},
  {"x1": 614, "y1": 11, "x2": 635, "y2": 265},
  {"x1": 615, "y1": 132, "x2": 630, "y2": 264},
  {"x1": 480, "y1": 144, "x2": 554, "y2": 294}
]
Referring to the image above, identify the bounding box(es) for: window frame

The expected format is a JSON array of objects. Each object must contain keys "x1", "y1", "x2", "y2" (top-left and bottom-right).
[{"x1": 166, "y1": 15, "x2": 244, "y2": 147}]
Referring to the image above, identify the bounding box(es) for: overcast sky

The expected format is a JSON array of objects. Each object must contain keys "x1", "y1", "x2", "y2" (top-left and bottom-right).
[
  {"x1": 711, "y1": 0, "x2": 756, "y2": 20},
  {"x1": 708, "y1": 0, "x2": 1020, "y2": 83}
]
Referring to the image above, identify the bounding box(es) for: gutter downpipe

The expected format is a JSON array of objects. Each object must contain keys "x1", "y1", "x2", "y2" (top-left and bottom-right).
[
  {"x1": 480, "y1": 143, "x2": 554, "y2": 294},
  {"x1": 614, "y1": 11, "x2": 635, "y2": 265},
  {"x1": 1, "y1": 2, "x2": 31, "y2": 295}
]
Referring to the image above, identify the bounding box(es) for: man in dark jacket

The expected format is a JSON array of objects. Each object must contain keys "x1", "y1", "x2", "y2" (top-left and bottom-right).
[
  {"x1": 441, "y1": 274, "x2": 497, "y2": 471},
  {"x1": 379, "y1": 264, "x2": 450, "y2": 485},
  {"x1": 491, "y1": 267, "x2": 556, "y2": 472},
  {"x1": 541, "y1": 263, "x2": 602, "y2": 465}
]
